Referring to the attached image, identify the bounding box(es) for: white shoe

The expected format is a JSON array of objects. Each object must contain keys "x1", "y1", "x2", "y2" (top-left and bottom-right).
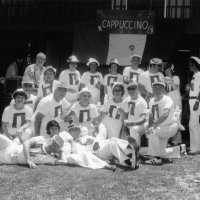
[
  {"x1": 144, "y1": 158, "x2": 162, "y2": 165},
  {"x1": 180, "y1": 144, "x2": 187, "y2": 155}
]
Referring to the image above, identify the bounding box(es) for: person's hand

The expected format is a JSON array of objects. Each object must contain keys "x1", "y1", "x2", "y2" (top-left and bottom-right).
[
  {"x1": 85, "y1": 137, "x2": 94, "y2": 145},
  {"x1": 185, "y1": 84, "x2": 191, "y2": 91},
  {"x1": 146, "y1": 127, "x2": 155, "y2": 135},
  {"x1": 193, "y1": 101, "x2": 199, "y2": 111},
  {"x1": 93, "y1": 141, "x2": 100, "y2": 151},
  {"x1": 124, "y1": 120, "x2": 133, "y2": 127},
  {"x1": 27, "y1": 160, "x2": 37, "y2": 169}
]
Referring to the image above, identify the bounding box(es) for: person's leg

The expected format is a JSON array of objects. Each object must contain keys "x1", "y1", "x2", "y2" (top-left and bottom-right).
[
  {"x1": 0, "y1": 134, "x2": 14, "y2": 151},
  {"x1": 189, "y1": 100, "x2": 200, "y2": 152}
]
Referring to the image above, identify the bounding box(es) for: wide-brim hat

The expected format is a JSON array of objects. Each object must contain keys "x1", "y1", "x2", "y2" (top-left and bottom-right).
[
  {"x1": 86, "y1": 58, "x2": 100, "y2": 67},
  {"x1": 190, "y1": 56, "x2": 200, "y2": 65},
  {"x1": 109, "y1": 58, "x2": 119, "y2": 66},
  {"x1": 150, "y1": 58, "x2": 162, "y2": 65},
  {"x1": 43, "y1": 65, "x2": 56, "y2": 74},
  {"x1": 67, "y1": 55, "x2": 79, "y2": 63},
  {"x1": 131, "y1": 54, "x2": 142, "y2": 60},
  {"x1": 52, "y1": 135, "x2": 64, "y2": 148},
  {"x1": 152, "y1": 81, "x2": 165, "y2": 87},
  {"x1": 12, "y1": 88, "x2": 28, "y2": 100},
  {"x1": 78, "y1": 87, "x2": 92, "y2": 98}
]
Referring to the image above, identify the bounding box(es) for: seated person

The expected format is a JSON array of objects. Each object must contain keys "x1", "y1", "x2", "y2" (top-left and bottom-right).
[
  {"x1": 2, "y1": 89, "x2": 33, "y2": 144},
  {"x1": 144, "y1": 81, "x2": 186, "y2": 165}
]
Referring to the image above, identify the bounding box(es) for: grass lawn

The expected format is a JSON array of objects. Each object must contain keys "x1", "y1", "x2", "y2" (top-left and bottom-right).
[{"x1": 0, "y1": 154, "x2": 200, "y2": 200}]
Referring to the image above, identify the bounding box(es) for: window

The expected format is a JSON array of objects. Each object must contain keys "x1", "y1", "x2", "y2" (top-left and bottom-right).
[{"x1": 165, "y1": 0, "x2": 191, "y2": 18}]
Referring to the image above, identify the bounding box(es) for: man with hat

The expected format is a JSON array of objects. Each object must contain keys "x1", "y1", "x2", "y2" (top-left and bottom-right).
[
  {"x1": 2, "y1": 89, "x2": 33, "y2": 143},
  {"x1": 123, "y1": 54, "x2": 144, "y2": 84},
  {"x1": 33, "y1": 81, "x2": 70, "y2": 138},
  {"x1": 59, "y1": 55, "x2": 81, "y2": 103},
  {"x1": 188, "y1": 56, "x2": 200, "y2": 154},
  {"x1": 144, "y1": 81, "x2": 186, "y2": 165},
  {"x1": 22, "y1": 52, "x2": 47, "y2": 95},
  {"x1": 138, "y1": 58, "x2": 164, "y2": 104},
  {"x1": 80, "y1": 58, "x2": 103, "y2": 104},
  {"x1": 123, "y1": 80, "x2": 148, "y2": 147},
  {"x1": 0, "y1": 133, "x2": 70, "y2": 168},
  {"x1": 103, "y1": 58, "x2": 123, "y2": 103}
]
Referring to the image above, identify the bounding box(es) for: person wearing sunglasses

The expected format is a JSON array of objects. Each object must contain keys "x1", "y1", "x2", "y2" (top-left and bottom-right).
[
  {"x1": 138, "y1": 58, "x2": 164, "y2": 104},
  {"x1": 123, "y1": 81, "x2": 148, "y2": 147}
]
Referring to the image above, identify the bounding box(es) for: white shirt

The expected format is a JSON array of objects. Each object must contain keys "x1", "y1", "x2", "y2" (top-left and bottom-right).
[
  {"x1": 123, "y1": 95, "x2": 148, "y2": 122},
  {"x1": 149, "y1": 95, "x2": 175, "y2": 126},
  {"x1": 123, "y1": 67, "x2": 144, "y2": 82},
  {"x1": 2, "y1": 104, "x2": 33, "y2": 135},
  {"x1": 138, "y1": 71, "x2": 164, "y2": 93}
]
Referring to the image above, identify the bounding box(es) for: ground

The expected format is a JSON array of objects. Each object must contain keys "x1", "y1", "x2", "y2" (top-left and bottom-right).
[{"x1": 0, "y1": 154, "x2": 200, "y2": 200}]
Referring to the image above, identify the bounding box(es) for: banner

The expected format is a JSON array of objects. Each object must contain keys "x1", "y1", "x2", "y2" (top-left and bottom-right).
[{"x1": 97, "y1": 10, "x2": 155, "y2": 34}]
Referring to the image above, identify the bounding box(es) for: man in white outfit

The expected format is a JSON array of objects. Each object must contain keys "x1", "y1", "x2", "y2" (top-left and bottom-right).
[
  {"x1": 145, "y1": 81, "x2": 186, "y2": 165},
  {"x1": 188, "y1": 56, "x2": 200, "y2": 154}
]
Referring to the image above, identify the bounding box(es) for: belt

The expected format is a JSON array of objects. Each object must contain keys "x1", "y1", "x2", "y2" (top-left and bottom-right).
[{"x1": 189, "y1": 96, "x2": 197, "y2": 99}]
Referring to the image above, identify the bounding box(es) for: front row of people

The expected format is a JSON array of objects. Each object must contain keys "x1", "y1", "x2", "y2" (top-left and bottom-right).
[{"x1": 0, "y1": 79, "x2": 186, "y2": 170}]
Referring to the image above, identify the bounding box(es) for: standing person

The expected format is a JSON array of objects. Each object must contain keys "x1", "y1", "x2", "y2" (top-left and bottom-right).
[
  {"x1": 123, "y1": 54, "x2": 144, "y2": 84},
  {"x1": 59, "y1": 55, "x2": 81, "y2": 103},
  {"x1": 2, "y1": 89, "x2": 33, "y2": 144},
  {"x1": 33, "y1": 82, "x2": 70, "y2": 138},
  {"x1": 138, "y1": 58, "x2": 164, "y2": 103},
  {"x1": 144, "y1": 81, "x2": 186, "y2": 165},
  {"x1": 188, "y1": 56, "x2": 200, "y2": 154},
  {"x1": 99, "y1": 82, "x2": 125, "y2": 139},
  {"x1": 163, "y1": 63, "x2": 182, "y2": 145},
  {"x1": 37, "y1": 66, "x2": 59, "y2": 100},
  {"x1": 103, "y1": 58, "x2": 123, "y2": 103},
  {"x1": 80, "y1": 58, "x2": 103, "y2": 104},
  {"x1": 64, "y1": 87, "x2": 99, "y2": 134},
  {"x1": 123, "y1": 81, "x2": 148, "y2": 147},
  {"x1": 22, "y1": 52, "x2": 46, "y2": 95}
]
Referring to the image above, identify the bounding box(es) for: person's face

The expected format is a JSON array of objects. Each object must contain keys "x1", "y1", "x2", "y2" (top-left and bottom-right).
[
  {"x1": 54, "y1": 87, "x2": 67, "y2": 101},
  {"x1": 188, "y1": 61, "x2": 195, "y2": 72},
  {"x1": 68, "y1": 127, "x2": 81, "y2": 141},
  {"x1": 44, "y1": 70, "x2": 55, "y2": 82},
  {"x1": 79, "y1": 92, "x2": 91, "y2": 105},
  {"x1": 164, "y1": 68, "x2": 172, "y2": 76},
  {"x1": 49, "y1": 126, "x2": 59, "y2": 137},
  {"x1": 151, "y1": 64, "x2": 159, "y2": 72},
  {"x1": 22, "y1": 83, "x2": 33, "y2": 94},
  {"x1": 89, "y1": 62, "x2": 98, "y2": 73},
  {"x1": 152, "y1": 85, "x2": 164, "y2": 96},
  {"x1": 131, "y1": 57, "x2": 140, "y2": 67},
  {"x1": 127, "y1": 86, "x2": 138, "y2": 96},
  {"x1": 113, "y1": 86, "x2": 123, "y2": 98},
  {"x1": 69, "y1": 62, "x2": 78, "y2": 71},
  {"x1": 36, "y1": 55, "x2": 46, "y2": 66},
  {"x1": 110, "y1": 64, "x2": 118, "y2": 74},
  {"x1": 15, "y1": 95, "x2": 26, "y2": 105}
]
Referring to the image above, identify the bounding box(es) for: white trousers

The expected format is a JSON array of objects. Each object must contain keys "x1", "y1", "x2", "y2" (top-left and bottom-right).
[
  {"x1": 96, "y1": 137, "x2": 135, "y2": 166},
  {"x1": 189, "y1": 99, "x2": 200, "y2": 152},
  {"x1": 147, "y1": 123, "x2": 180, "y2": 158}
]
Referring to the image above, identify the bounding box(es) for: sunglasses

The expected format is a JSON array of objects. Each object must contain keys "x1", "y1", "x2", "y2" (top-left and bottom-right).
[
  {"x1": 23, "y1": 83, "x2": 33, "y2": 88},
  {"x1": 83, "y1": 95, "x2": 91, "y2": 98},
  {"x1": 127, "y1": 87, "x2": 137, "y2": 91}
]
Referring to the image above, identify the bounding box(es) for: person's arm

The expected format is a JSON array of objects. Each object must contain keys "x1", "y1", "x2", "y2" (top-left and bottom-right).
[
  {"x1": 64, "y1": 110, "x2": 75, "y2": 122},
  {"x1": 2, "y1": 121, "x2": 12, "y2": 138},
  {"x1": 153, "y1": 109, "x2": 170, "y2": 128},
  {"x1": 34, "y1": 112, "x2": 44, "y2": 136},
  {"x1": 124, "y1": 113, "x2": 147, "y2": 127}
]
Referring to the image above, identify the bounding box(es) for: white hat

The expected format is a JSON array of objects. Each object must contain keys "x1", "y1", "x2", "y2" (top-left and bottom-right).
[
  {"x1": 109, "y1": 58, "x2": 119, "y2": 66},
  {"x1": 86, "y1": 58, "x2": 100, "y2": 67},
  {"x1": 43, "y1": 66, "x2": 56, "y2": 74},
  {"x1": 152, "y1": 81, "x2": 165, "y2": 87},
  {"x1": 127, "y1": 80, "x2": 138, "y2": 89},
  {"x1": 190, "y1": 56, "x2": 200, "y2": 65},
  {"x1": 131, "y1": 54, "x2": 142, "y2": 60},
  {"x1": 150, "y1": 58, "x2": 162, "y2": 65},
  {"x1": 22, "y1": 78, "x2": 34, "y2": 85},
  {"x1": 67, "y1": 55, "x2": 79, "y2": 63},
  {"x1": 78, "y1": 87, "x2": 92, "y2": 98},
  {"x1": 55, "y1": 81, "x2": 68, "y2": 90}
]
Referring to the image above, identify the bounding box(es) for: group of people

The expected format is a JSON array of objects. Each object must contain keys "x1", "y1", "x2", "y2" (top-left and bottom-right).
[{"x1": 1, "y1": 51, "x2": 200, "y2": 171}]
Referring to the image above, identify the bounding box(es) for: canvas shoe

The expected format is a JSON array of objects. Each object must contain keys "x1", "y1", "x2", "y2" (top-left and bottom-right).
[
  {"x1": 144, "y1": 157, "x2": 162, "y2": 165},
  {"x1": 180, "y1": 144, "x2": 187, "y2": 156},
  {"x1": 104, "y1": 164, "x2": 116, "y2": 172}
]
